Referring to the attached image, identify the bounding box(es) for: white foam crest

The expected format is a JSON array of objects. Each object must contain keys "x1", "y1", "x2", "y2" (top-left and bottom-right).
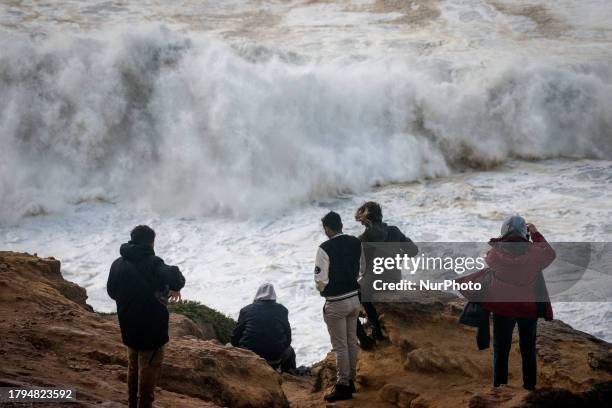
[{"x1": 1, "y1": 25, "x2": 611, "y2": 222}]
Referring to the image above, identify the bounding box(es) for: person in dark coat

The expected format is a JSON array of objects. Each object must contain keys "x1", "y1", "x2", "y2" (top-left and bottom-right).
[
  {"x1": 354, "y1": 202, "x2": 418, "y2": 346},
  {"x1": 457, "y1": 215, "x2": 555, "y2": 390},
  {"x1": 231, "y1": 283, "x2": 296, "y2": 373},
  {"x1": 107, "y1": 225, "x2": 185, "y2": 408}
]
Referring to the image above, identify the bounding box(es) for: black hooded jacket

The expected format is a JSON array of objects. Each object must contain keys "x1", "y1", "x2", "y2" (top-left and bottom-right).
[
  {"x1": 107, "y1": 242, "x2": 185, "y2": 350},
  {"x1": 359, "y1": 222, "x2": 418, "y2": 253},
  {"x1": 359, "y1": 222, "x2": 418, "y2": 285},
  {"x1": 230, "y1": 301, "x2": 291, "y2": 361}
]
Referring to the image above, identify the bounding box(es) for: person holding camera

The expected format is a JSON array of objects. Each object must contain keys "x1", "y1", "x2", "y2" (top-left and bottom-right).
[
  {"x1": 459, "y1": 215, "x2": 555, "y2": 390},
  {"x1": 107, "y1": 225, "x2": 185, "y2": 408}
]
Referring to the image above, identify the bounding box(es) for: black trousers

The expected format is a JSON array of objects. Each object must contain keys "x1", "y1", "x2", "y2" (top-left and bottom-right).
[
  {"x1": 267, "y1": 346, "x2": 297, "y2": 373},
  {"x1": 493, "y1": 315, "x2": 538, "y2": 389},
  {"x1": 361, "y1": 302, "x2": 381, "y2": 333},
  {"x1": 356, "y1": 300, "x2": 383, "y2": 348}
]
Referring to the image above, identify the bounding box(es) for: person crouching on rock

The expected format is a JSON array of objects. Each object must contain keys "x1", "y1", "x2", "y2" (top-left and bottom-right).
[
  {"x1": 107, "y1": 225, "x2": 186, "y2": 408},
  {"x1": 230, "y1": 283, "x2": 297, "y2": 373},
  {"x1": 458, "y1": 215, "x2": 555, "y2": 391},
  {"x1": 315, "y1": 211, "x2": 362, "y2": 401}
]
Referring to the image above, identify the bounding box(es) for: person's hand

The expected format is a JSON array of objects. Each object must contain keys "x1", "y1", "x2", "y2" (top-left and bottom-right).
[
  {"x1": 168, "y1": 290, "x2": 182, "y2": 303},
  {"x1": 356, "y1": 216, "x2": 372, "y2": 227},
  {"x1": 359, "y1": 305, "x2": 367, "y2": 318},
  {"x1": 526, "y1": 223, "x2": 538, "y2": 235}
]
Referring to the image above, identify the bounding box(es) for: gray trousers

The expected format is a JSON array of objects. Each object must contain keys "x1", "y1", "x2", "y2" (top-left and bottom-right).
[{"x1": 323, "y1": 295, "x2": 361, "y2": 385}]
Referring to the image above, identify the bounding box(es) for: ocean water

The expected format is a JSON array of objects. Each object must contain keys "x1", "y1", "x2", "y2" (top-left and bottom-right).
[{"x1": 1, "y1": 0, "x2": 611, "y2": 365}]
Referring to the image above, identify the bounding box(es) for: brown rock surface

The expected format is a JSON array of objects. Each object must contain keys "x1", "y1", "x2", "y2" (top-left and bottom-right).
[
  {"x1": 1, "y1": 251, "x2": 611, "y2": 407},
  {"x1": 0, "y1": 251, "x2": 287, "y2": 408},
  {"x1": 283, "y1": 292, "x2": 612, "y2": 407}
]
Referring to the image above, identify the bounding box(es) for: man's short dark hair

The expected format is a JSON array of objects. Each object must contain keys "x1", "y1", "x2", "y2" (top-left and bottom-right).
[
  {"x1": 322, "y1": 211, "x2": 342, "y2": 232},
  {"x1": 130, "y1": 225, "x2": 156, "y2": 245},
  {"x1": 355, "y1": 201, "x2": 383, "y2": 223}
]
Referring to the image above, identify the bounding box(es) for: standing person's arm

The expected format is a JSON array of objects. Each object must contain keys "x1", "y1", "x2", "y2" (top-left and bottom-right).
[
  {"x1": 107, "y1": 261, "x2": 120, "y2": 301},
  {"x1": 165, "y1": 265, "x2": 186, "y2": 291},
  {"x1": 314, "y1": 247, "x2": 330, "y2": 292},
  {"x1": 282, "y1": 308, "x2": 292, "y2": 349},
  {"x1": 527, "y1": 224, "x2": 556, "y2": 269},
  {"x1": 358, "y1": 246, "x2": 366, "y2": 285},
  {"x1": 231, "y1": 309, "x2": 246, "y2": 347},
  {"x1": 396, "y1": 228, "x2": 419, "y2": 257},
  {"x1": 157, "y1": 261, "x2": 186, "y2": 302}
]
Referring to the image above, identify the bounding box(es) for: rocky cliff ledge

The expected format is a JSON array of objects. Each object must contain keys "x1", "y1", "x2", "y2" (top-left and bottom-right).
[
  {"x1": 1, "y1": 251, "x2": 611, "y2": 408},
  {"x1": 0, "y1": 252, "x2": 286, "y2": 408},
  {"x1": 288, "y1": 295, "x2": 612, "y2": 407}
]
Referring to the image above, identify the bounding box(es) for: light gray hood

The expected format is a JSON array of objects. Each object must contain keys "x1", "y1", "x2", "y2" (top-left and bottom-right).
[
  {"x1": 254, "y1": 283, "x2": 277, "y2": 301},
  {"x1": 501, "y1": 214, "x2": 528, "y2": 239}
]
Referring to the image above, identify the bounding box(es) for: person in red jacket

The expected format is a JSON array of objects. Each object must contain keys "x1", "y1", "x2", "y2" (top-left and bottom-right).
[{"x1": 458, "y1": 215, "x2": 556, "y2": 390}]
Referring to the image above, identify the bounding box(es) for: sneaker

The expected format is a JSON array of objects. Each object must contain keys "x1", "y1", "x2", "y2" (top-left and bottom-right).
[
  {"x1": 324, "y1": 384, "x2": 353, "y2": 402},
  {"x1": 349, "y1": 380, "x2": 357, "y2": 393}
]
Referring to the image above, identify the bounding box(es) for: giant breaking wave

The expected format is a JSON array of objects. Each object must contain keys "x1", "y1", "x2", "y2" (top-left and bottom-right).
[{"x1": 1, "y1": 26, "x2": 611, "y2": 222}]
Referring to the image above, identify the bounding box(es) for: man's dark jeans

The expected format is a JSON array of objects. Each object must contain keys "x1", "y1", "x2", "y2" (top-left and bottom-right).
[
  {"x1": 268, "y1": 346, "x2": 297, "y2": 373},
  {"x1": 493, "y1": 315, "x2": 538, "y2": 389}
]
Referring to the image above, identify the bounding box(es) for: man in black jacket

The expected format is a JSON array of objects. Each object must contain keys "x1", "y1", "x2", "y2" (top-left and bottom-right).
[
  {"x1": 355, "y1": 202, "x2": 418, "y2": 345},
  {"x1": 231, "y1": 283, "x2": 296, "y2": 373},
  {"x1": 315, "y1": 211, "x2": 362, "y2": 402},
  {"x1": 107, "y1": 225, "x2": 185, "y2": 408}
]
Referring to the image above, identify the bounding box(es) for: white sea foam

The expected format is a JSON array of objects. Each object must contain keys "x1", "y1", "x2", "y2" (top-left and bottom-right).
[
  {"x1": 1, "y1": 159, "x2": 611, "y2": 364},
  {"x1": 1, "y1": 26, "x2": 611, "y2": 222},
  {"x1": 1, "y1": 1, "x2": 611, "y2": 364}
]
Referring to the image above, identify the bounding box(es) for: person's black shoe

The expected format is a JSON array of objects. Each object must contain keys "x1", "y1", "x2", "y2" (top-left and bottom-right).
[
  {"x1": 349, "y1": 380, "x2": 357, "y2": 393},
  {"x1": 324, "y1": 384, "x2": 352, "y2": 402},
  {"x1": 358, "y1": 334, "x2": 375, "y2": 350},
  {"x1": 372, "y1": 327, "x2": 387, "y2": 342}
]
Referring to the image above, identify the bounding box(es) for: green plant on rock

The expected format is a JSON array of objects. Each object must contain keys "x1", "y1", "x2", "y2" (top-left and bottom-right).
[{"x1": 168, "y1": 300, "x2": 236, "y2": 344}]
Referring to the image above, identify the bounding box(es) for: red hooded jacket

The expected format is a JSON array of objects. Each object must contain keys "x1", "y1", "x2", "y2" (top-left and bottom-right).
[{"x1": 457, "y1": 232, "x2": 555, "y2": 320}]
